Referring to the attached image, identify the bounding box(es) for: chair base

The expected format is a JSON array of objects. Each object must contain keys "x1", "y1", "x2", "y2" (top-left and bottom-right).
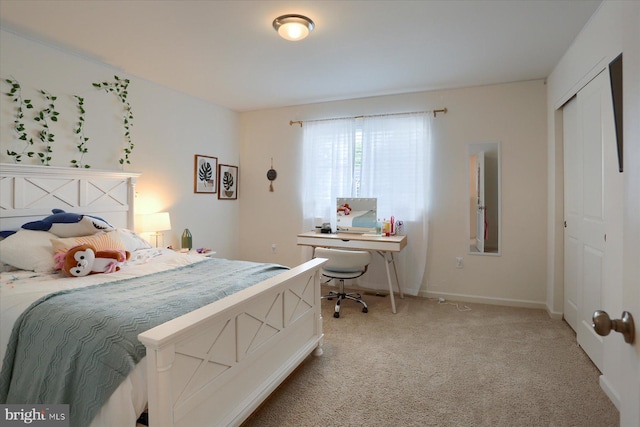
[{"x1": 322, "y1": 287, "x2": 368, "y2": 318}]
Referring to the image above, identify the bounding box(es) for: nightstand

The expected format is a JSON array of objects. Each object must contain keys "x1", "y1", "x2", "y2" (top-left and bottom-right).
[{"x1": 176, "y1": 249, "x2": 216, "y2": 257}]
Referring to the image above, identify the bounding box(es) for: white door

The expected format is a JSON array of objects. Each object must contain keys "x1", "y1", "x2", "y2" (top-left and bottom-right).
[
  {"x1": 562, "y1": 96, "x2": 579, "y2": 331},
  {"x1": 474, "y1": 152, "x2": 485, "y2": 253},
  {"x1": 576, "y1": 72, "x2": 605, "y2": 371},
  {"x1": 563, "y1": 70, "x2": 622, "y2": 372}
]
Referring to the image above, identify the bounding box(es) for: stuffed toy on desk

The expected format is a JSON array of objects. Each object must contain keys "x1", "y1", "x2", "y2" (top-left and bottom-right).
[
  {"x1": 337, "y1": 203, "x2": 351, "y2": 215},
  {"x1": 61, "y1": 244, "x2": 130, "y2": 277}
]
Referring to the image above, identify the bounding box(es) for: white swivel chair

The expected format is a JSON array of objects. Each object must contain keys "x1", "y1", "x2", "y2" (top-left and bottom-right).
[{"x1": 315, "y1": 247, "x2": 371, "y2": 318}]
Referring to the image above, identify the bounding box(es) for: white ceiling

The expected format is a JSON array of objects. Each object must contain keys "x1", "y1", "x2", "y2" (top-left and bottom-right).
[{"x1": 0, "y1": 0, "x2": 601, "y2": 112}]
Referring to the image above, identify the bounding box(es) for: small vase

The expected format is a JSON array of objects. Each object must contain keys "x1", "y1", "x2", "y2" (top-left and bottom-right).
[{"x1": 181, "y1": 228, "x2": 192, "y2": 250}]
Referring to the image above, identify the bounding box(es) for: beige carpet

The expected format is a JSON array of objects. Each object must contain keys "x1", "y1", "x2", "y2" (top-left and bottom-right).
[{"x1": 243, "y1": 287, "x2": 619, "y2": 427}]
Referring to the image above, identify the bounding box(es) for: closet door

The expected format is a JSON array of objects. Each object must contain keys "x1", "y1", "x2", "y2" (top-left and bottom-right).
[{"x1": 563, "y1": 70, "x2": 622, "y2": 372}]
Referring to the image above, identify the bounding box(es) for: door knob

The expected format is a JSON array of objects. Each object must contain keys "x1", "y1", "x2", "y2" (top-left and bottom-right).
[{"x1": 592, "y1": 310, "x2": 635, "y2": 344}]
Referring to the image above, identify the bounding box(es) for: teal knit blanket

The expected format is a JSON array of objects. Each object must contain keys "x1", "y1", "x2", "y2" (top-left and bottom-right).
[{"x1": 0, "y1": 258, "x2": 288, "y2": 427}]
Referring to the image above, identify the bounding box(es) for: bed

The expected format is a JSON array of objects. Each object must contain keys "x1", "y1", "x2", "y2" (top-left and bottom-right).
[{"x1": 0, "y1": 163, "x2": 326, "y2": 427}]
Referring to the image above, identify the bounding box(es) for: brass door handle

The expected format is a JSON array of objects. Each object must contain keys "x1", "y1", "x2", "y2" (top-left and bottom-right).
[{"x1": 592, "y1": 310, "x2": 635, "y2": 344}]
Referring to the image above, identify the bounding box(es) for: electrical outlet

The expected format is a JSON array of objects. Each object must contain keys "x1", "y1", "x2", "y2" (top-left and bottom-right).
[
  {"x1": 271, "y1": 244, "x2": 277, "y2": 254},
  {"x1": 455, "y1": 257, "x2": 463, "y2": 268}
]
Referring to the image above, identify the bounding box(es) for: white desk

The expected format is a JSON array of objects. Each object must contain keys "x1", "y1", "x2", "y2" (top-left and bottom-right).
[{"x1": 297, "y1": 231, "x2": 407, "y2": 313}]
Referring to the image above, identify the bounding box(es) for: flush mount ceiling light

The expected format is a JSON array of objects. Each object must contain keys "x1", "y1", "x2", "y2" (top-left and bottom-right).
[{"x1": 272, "y1": 14, "x2": 314, "y2": 41}]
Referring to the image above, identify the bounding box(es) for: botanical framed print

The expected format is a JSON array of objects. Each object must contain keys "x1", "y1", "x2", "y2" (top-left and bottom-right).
[
  {"x1": 218, "y1": 164, "x2": 238, "y2": 200},
  {"x1": 194, "y1": 154, "x2": 218, "y2": 193}
]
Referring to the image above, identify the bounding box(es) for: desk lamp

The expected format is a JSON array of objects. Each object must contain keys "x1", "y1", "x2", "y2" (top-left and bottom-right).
[{"x1": 136, "y1": 212, "x2": 172, "y2": 248}]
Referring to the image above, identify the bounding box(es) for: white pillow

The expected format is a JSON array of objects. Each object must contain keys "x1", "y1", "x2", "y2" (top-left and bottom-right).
[
  {"x1": 0, "y1": 229, "x2": 57, "y2": 272},
  {"x1": 116, "y1": 228, "x2": 152, "y2": 252}
]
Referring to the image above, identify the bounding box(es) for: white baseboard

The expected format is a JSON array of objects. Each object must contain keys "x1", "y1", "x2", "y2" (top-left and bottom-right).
[
  {"x1": 419, "y1": 290, "x2": 547, "y2": 311},
  {"x1": 545, "y1": 308, "x2": 563, "y2": 320}
]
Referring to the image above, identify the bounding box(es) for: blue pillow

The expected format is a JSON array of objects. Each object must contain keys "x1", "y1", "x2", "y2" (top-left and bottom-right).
[{"x1": 21, "y1": 209, "x2": 114, "y2": 238}]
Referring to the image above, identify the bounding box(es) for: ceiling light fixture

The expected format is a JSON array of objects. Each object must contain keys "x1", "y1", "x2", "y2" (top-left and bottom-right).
[{"x1": 272, "y1": 14, "x2": 314, "y2": 41}]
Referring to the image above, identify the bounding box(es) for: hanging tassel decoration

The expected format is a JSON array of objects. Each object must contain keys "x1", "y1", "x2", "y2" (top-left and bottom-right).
[{"x1": 267, "y1": 158, "x2": 277, "y2": 192}]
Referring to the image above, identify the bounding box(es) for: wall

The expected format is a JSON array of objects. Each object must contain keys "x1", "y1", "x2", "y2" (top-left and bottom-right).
[
  {"x1": 239, "y1": 80, "x2": 548, "y2": 307},
  {"x1": 0, "y1": 29, "x2": 240, "y2": 258},
  {"x1": 0, "y1": 25, "x2": 548, "y2": 308},
  {"x1": 546, "y1": 1, "x2": 640, "y2": 424}
]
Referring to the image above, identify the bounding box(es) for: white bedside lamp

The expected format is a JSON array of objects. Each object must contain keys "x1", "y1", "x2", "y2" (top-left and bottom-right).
[{"x1": 136, "y1": 212, "x2": 172, "y2": 248}]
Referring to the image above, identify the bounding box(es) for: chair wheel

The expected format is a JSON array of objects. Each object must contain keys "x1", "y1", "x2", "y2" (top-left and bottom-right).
[
  {"x1": 327, "y1": 297, "x2": 333, "y2": 300},
  {"x1": 362, "y1": 307, "x2": 368, "y2": 313},
  {"x1": 334, "y1": 312, "x2": 340, "y2": 318}
]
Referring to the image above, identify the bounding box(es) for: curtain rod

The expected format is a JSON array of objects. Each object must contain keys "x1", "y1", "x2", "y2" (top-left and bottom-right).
[{"x1": 289, "y1": 108, "x2": 447, "y2": 127}]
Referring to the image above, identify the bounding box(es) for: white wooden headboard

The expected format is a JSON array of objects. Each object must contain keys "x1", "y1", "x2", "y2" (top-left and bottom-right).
[{"x1": 0, "y1": 163, "x2": 140, "y2": 231}]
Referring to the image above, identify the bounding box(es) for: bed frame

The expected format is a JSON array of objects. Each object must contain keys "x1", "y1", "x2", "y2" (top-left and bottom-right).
[
  {"x1": 0, "y1": 163, "x2": 325, "y2": 427},
  {"x1": 0, "y1": 163, "x2": 139, "y2": 230}
]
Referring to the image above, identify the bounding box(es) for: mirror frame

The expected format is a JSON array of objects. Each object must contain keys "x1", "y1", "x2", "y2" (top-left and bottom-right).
[{"x1": 468, "y1": 142, "x2": 501, "y2": 256}]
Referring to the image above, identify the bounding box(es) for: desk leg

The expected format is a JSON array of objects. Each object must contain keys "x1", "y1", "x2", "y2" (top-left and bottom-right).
[
  {"x1": 389, "y1": 252, "x2": 404, "y2": 299},
  {"x1": 384, "y1": 253, "x2": 397, "y2": 314},
  {"x1": 377, "y1": 251, "x2": 403, "y2": 314}
]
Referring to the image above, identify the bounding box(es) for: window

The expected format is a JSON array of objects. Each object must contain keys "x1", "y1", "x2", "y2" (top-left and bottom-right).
[
  {"x1": 301, "y1": 112, "x2": 432, "y2": 296},
  {"x1": 302, "y1": 113, "x2": 430, "y2": 224}
]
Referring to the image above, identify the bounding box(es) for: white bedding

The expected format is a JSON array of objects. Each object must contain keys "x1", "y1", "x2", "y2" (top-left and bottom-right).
[{"x1": 0, "y1": 248, "x2": 211, "y2": 427}]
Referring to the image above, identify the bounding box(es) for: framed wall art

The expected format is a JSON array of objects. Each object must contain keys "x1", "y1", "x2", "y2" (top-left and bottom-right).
[
  {"x1": 194, "y1": 154, "x2": 218, "y2": 193},
  {"x1": 218, "y1": 164, "x2": 238, "y2": 200}
]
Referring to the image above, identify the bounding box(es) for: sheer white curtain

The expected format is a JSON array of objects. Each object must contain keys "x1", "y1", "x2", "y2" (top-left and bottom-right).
[
  {"x1": 302, "y1": 118, "x2": 356, "y2": 231},
  {"x1": 360, "y1": 113, "x2": 431, "y2": 295},
  {"x1": 301, "y1": 113, "x2": 431, "y2": 296}
]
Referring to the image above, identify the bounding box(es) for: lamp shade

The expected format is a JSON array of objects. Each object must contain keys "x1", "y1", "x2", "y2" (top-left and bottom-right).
[{"x1": 136, "y1": 212, "x2": 172, "y2": 233}]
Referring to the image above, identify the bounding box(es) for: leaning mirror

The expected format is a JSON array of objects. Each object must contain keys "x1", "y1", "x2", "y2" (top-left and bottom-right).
[
  {"x1": 335, "y1": 198, "x2": 377, "y2": 233},
  {"x1": 468, "y1": 142, "x2": 501, "y2": 255}
]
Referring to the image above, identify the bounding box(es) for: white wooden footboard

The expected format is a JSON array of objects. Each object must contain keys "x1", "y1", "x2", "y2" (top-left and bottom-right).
[{"x1": 138, "y1": 258, "x2": 326, "y2": 427}]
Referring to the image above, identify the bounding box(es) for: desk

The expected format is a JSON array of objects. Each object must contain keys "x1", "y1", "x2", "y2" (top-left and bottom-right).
[{"x1": 297, "y1": 231, "x2": 407, "y2": 313}]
